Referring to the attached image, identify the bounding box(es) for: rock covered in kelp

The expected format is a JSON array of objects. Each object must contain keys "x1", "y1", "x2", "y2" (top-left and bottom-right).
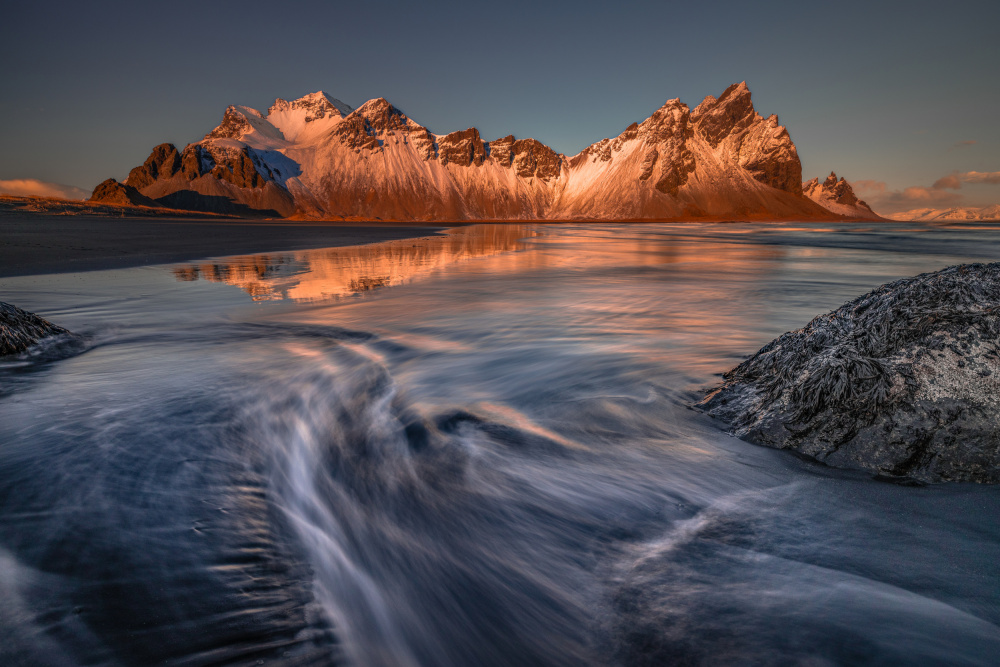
[
  {"x1": 0, "y1": 301, "x2": 70, "y2": 356},
  {"x1": 699, "y1": 263, "x2": 1000, "y2": 483}
]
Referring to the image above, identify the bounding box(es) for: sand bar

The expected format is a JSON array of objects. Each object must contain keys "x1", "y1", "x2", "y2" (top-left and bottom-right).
[{"x1": 0, "y1": 215, "x2": 448, "y2": 278}]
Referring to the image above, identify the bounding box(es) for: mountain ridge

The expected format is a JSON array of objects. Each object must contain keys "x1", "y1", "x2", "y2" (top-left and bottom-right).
[
  {"x1": 884, "y1": 205, "x2": 1000, "y2": 222},
  {"x1": 803, "y1": 172, "x2": 880, "y2": 219},
  {"x1": 91, "y1": 83, "x2": 879, "y2": 222}
]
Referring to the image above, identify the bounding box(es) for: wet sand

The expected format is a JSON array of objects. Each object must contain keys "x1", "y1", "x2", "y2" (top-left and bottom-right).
[{"x1": 0, "y1": 215, "x2": 448, "y2": 277}]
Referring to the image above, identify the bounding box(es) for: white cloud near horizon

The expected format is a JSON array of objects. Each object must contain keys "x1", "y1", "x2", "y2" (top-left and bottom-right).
[
  {"x1": 853, "y1": 179, "x2": 963, "y2": 214},
  {"x1": 855, "y1": 169, "x2": 1000, "y2": 214},
  {"x1": 961, "y1": 171, "x2": 1000, "y2": 185},
  {"x1": 0, "y1": 178, "x2": 89, "y2": 200},
  {"x1": 931, "y1": 170, "x2": 1000, "y2": 190}
]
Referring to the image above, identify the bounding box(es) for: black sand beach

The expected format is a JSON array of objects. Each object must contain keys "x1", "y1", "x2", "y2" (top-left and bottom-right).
[{"x1": 0, "y1": 215, "x2": 446, "y2": 277}]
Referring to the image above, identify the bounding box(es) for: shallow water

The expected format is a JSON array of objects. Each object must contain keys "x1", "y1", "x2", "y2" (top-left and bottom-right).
[{"x1": 1, "y1": 222, "x2": 999, "y2": 665}]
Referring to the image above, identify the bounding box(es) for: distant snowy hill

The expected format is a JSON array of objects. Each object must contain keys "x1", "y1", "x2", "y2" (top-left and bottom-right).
[
  {"x1": 92, "y1": 84, "x2": 866, "y2": 221},
  {"x1": 803, "y1": 172, "x2": 881, "y2": 220},
  {"x1": 885, "y1": 205, "x2": 1000, "y2": 222}
]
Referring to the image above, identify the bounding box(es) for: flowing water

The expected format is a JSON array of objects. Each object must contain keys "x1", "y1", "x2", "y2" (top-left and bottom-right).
[{"x1": 1, "y1": 222, "x2": 999, "y2": 666}]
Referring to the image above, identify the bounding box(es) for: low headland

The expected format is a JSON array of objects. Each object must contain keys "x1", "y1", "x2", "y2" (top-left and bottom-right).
[{"x1": 0, "y1": 201, "x2": 446, "y2": 278}]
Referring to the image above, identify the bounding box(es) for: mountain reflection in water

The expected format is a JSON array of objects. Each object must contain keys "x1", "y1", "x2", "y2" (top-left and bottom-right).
[
  {"x1": 1, "y1": 222, "x2": 999, "y2": 666},
  {"x1": 172, "y1": 225, "x2": 536, "y2": 301}
]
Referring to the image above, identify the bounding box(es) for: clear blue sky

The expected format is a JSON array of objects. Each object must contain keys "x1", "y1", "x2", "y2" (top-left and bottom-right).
[{"x1": 2, "y1": 0, "x2": 998, "y2": 212}]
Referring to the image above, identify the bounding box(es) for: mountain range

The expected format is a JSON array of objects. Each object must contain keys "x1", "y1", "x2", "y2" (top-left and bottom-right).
[
  {"x1": 90, "y1": 83, "x2": 882, "y2": 221},
  {"x1": 884, "y1": 205, "x2": 1000, "y2": 222}
]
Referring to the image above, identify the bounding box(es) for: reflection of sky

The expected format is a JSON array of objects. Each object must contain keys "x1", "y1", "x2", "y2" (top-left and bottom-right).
[{"x1": 169, "y1": 221, "x2": 1000, "y2": 383}]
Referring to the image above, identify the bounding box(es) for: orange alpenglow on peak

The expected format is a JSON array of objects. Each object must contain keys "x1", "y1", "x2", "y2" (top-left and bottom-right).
[
  {"x1": 90, "y1": 84, "x2": 882, "y2": 222},
  {"x1": 803, "y1": 171, "x2": 881, "y2": 219}
]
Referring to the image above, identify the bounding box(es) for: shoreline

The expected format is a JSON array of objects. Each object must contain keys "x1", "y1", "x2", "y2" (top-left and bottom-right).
[
  {"x1": 0, "y1": 214, "x2": 924, "y2": 280},
  {"x1": 0, "y1": 214, "x2": 454, "y2": 278}
]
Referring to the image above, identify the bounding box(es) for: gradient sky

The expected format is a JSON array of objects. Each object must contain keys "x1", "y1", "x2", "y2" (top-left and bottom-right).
[{"x1": 2, "y1": 0, "x2": 998, "y2": 213}]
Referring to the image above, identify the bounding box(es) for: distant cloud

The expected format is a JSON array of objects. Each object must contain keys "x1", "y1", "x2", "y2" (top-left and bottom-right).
[
  {"x1": 852, "y1": 180, "x2": 886, "y2": 195},
  {"x1": 953, "y1": 140, "x2": 976, "y2": 148},
  {"x1": 962, "y1": 170, "x2": 1000, "y2": 185},
  {"x1": 897, "y1": 186, "x2": 963, "y2": 205},
  {"x1": 932, "y1": 174, "x2": 963, "y2": 190},
  {"x1": 853, "y1": 179, "x2": 962, "y2": 214},
  {"x1": 0, "y1": 178, "x2": 89, "y2": 200},
  {"x1": 930, "y1": 170, "x2": 1000, "y2": 190}
]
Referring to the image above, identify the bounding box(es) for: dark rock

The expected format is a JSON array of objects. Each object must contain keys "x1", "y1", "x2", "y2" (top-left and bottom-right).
[
  {"x1": 699, "y1": 263, "x2": 1000, "y2": 483},
  {"x1": 357, "y1": 97, "x2": 411, "y2": 133},
  {"x1": 692, "y1": 83, "x2": 803, "y2": 195},
  {"x1": 736, "y1": 119, "x2": 802, "y2": 195},
  {"x1": 334, "y1": 99, "x2": 434, "y2": 158},
  {"x1": 180, "y1": 145, "x2": 212, "y2": 179},
  {"x1": 88, "y1": 179, "x2": 159, "y2": 207},
  {"x1": 691, "y1": 82, "x2": 757, "y2": 148},
  {"x1": 646, "y1": 101, "x2": 696, "y2": 195},
  {"x1": 205, "y1": 105, "x2": 255, "y2": 140},
  {"x1": 638, "y1": 148, "x2": 658, "y2": 181},
  {"x1": 1, "y1": 302, "x2": 70, "y2": 356},
  {"x1": 488, "y1": 135, "x2": 515, "y2": 167},
  {"x1": 438, "y1": 128, "x2": 486, "y2": 167},
  {"x1": 334, "y1": 115, "x2": 380, "y2": 151},
  {"x1": 126, "y1": 143, "x2": 181, "y2": 190},
  {"x1": 410, "y1": 128, "x2": 437, "y2": 161},
  {"x1": 209, "y1": 147, "x2": 268, "y2": 189},
  {"x1": 511, "y1": 138, "x2": 562, "y2": 181}
]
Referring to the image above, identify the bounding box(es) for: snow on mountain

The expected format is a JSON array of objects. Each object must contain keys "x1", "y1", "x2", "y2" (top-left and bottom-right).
[
  {"x1": 96, "y1": 85, "x2": 846, "y2": 221},
  {"x1": 803, "y1": 172, "x2": 881, "y2": 219},
  {"x1": 885, "y1": 205, "x2": 1000, "y2": 222},
  {"x1": 265, "y1": 92, "x2": 352, "y2": 144}
]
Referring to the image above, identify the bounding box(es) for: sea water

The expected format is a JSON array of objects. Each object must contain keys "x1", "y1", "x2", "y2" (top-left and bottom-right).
[{"x1": 1, "y1": 222, "x2": 999, "y2": 665}]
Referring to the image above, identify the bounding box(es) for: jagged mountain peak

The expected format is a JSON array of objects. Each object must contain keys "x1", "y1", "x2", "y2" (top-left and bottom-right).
[
  {"x1": 655, "y1": 97, "x2": 685, "y2": 111},
  {"x1": 299, "y1": 90, "x2": 350, "y2": 111},
  {"x1": 692, "y1": 94, "x2": 717, "y2": 116},
  {"x1": 268, "y1": 91, "x2": 352, "y2": 119},
  {"x1": 803, "y1": 171, "x2": 879, "y2": 219},
  {"x1": 205, "y1": 105, "x2": 283, "y2": 142},
  {"x1": 353, "y1": 97, "x2": 400, "y2": 119},
  {"x1": 642, "y1": 99, "x2": 690, "y2": 132},
  {"x1": 691, "y1": 81, "x2": 750, "y2": 115},
  {"x1": 350, "y1": 98, "x2": 424, "y2": 134},
  {"x1": 691, "y1": 81, "x2": 760, "y2": 148},
  {"x1": 719, "y1": 80, "x2": 751, "y2": 101},
  {"x1": 99, "y1": 82, "x2": 848, "y2": 222}
]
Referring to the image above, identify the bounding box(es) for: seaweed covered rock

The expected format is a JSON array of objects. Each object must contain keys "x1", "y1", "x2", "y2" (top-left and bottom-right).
[
  {"x1": 699, "y1": 263, "x2": 1000, "y2": 483},
  {"x1": 0, "y1": 302, "x2": 70, "y2": 356}
]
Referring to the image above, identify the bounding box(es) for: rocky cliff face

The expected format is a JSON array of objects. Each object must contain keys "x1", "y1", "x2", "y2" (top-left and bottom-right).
[
  {"x1": 803, "y1": 172, "x2": 880, "y2": 219},
  {"x1": 554, "y1": 82, "x2": 824, "y2": 219},
  {"x1": 94, "y1": 84, "x2": 843, "y2": 221},
  {"x1": 89, "y1": 179, "x2": 159, "y2": 207}
]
